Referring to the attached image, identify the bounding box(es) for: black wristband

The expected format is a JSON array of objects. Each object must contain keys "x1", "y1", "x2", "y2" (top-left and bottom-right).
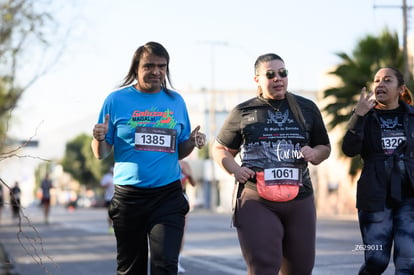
[{"x1": 96, "y1": 138, "x2": 106, "y2": 142}]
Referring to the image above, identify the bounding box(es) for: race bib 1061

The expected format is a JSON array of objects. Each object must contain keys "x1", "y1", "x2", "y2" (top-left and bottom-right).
[{"x1": 263, "y1": 166, "x2": 302, "y2": 186}]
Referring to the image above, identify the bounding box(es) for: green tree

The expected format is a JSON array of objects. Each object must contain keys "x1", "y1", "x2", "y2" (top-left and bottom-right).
[
  {"x1": 61, "y1": 133, "x2": 114, "y2": 188},
  {"x1": 322, "y1": 28, "x2": 412, "y2": 177},
  {"x1": 0, "y1": 0, "x2": 69, "y2": 152}
]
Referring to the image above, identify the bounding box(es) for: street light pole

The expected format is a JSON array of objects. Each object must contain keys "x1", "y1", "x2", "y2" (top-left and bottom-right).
[
  {"x1": 402, "y1": 0, "x2": 410, "y2": 81},
  {"x1": 199, "y1": 40, "x2": 228, "y2": 209},
  {"x1": 374, "y1": 0, "x2": 412, "y2": 80}
]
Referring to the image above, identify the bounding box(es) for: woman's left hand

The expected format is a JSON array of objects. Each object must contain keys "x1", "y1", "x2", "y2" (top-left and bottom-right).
[
  {"x1": 301, "y1": 145, "x2": 317, "y2": 163},
  {"x1": 301, "y1": 145, "x2": 331, "y2": 165}
]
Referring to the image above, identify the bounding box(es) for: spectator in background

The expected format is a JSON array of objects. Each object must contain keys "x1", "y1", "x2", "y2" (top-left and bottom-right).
[
  {"x1": 10, "y1": 181, "x2": 21, "y2": 219},
  {"x1": 177, "y1": 160, "x2": 196, "y2": 273},
  {"x1": 41, "y1": 174, "x2": 53, "y2": 224},
  {"x1": 101, "y1": 167, "x2": 114, "y2": 231},
  {"x1": 179, "y1": 160, "x2": 196, "y2": 195},
  {"x1": 0, "y1": 184, "x2": 4, "y2": 224}
]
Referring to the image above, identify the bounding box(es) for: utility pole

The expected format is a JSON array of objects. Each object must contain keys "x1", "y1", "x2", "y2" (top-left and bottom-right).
[{"x1": 374, "y1": 0, "x2": 412, "y2": 80}]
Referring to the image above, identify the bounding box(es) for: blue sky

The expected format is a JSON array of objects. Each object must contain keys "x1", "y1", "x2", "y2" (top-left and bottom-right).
[{"x1": 10, "y1": 0, "x2": 411, "y2": 158}]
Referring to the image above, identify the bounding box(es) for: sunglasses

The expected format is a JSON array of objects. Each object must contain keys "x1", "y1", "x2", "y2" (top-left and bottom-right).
[{"x1": 260, "y1": 69, "x2": 289, "y2": 79}]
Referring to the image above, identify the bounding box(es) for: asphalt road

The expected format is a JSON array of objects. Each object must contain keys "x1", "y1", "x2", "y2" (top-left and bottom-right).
[{"x1": 0, "y1": 205, "x2": 395, "y2": 275}]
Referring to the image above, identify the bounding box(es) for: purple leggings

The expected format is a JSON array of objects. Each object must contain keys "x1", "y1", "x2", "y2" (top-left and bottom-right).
[{"x1": 234, "y1": 187, "x2": 316, "y2": 275}]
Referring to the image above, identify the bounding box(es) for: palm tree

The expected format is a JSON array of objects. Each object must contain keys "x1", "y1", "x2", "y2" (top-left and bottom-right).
[{"x1": 322, "y1": 28, "x2": 408, "y2": 177}]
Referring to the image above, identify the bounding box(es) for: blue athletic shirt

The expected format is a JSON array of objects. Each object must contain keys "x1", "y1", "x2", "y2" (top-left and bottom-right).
[{"x1": 97, "y1": 86, "x2": 191, "y2": 188}]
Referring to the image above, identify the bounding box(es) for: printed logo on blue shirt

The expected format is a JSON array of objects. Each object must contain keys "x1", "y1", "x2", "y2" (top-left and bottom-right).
[{"x1": 128, "y1": 107, "x2": 177, "y2": 129}]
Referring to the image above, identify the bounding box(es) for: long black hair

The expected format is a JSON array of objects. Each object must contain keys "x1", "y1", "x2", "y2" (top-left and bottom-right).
[{"x1": 119, "y1": 41, "x2": 174, "y2": 92}]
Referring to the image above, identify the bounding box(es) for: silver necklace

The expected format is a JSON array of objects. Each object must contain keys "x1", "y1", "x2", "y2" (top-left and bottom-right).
[{"x1": 258, "y1": 96, "x2": 285, "y2": 112}]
